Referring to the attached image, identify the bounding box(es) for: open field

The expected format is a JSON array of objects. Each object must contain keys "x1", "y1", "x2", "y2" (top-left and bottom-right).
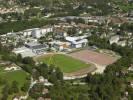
[
  {"x1": 36, "y1": 54, "x2": 92, "y2": 73},
  {"x1": 0, "y1": 70, "x2": 30, "y2": 99},
  {"x1": 69, "y1": 50, "x2": 118, "y2": 66},
  {"x1": 0, "y1": 70, "x2": 29, "y2": 87}
]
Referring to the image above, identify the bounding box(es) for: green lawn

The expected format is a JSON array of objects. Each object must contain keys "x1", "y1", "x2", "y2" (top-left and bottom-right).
[
  {"x1": 0, "y1": 70, "x2": 29, "y2": 87},
  {"x1": 0, "y1": 70, "x2": 30, "y2": 99},
  {"x1": 38, "y1": 54, "x2": 90, "y2": 73},
  {"x1": 0, "y1": 66, "x2": 5, "y2": 73},
  {"x1": 119, "y1": 4, "x2": 133, "y2": 12}
]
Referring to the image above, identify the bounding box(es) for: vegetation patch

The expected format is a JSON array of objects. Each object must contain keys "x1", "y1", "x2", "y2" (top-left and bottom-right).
[
  {"x1": 0, "y1": 70, "x2": 29, "y2": 87},
  {"x1": 0, "y1": 70, "x2": 30, "y2": 99}
]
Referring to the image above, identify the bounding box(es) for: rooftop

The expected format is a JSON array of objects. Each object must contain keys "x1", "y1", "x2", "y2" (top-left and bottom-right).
[
  {"x1": 66, "y1": 35, "x2": 88, "y2": 42},
  {"x1": 25, "y1": 42, "x2": 48, "y2": 50}
]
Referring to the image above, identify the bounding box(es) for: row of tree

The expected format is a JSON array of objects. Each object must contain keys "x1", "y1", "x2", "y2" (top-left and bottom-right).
[
  {"x1": 86, "y1": 35, "x2": 133, "y2": 100},
  {"x1": 0, "y1": 18, "x2": 58, "y2": 34}
]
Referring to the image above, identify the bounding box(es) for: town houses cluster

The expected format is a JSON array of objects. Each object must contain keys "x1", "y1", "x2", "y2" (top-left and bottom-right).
[
  {"x1": 0, "y1": 22, "x2": 91, "y2": 57},
  {"x1": 0, "y1": 16, "x2": 132, "y2": 58}
]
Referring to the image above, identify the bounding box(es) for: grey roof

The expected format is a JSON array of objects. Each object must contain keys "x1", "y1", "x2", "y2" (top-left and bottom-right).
[
  {"x1": 25, "y1": 42, "x2": 48, "y2": 50},
  {"x1": 32, "y1": 44, "x2": 47, "y2": 50}
]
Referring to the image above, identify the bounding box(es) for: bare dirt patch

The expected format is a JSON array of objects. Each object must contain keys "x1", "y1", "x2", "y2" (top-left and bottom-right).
[{"x1": 69, "y1": 50, "x2": 118, "y2": 66}]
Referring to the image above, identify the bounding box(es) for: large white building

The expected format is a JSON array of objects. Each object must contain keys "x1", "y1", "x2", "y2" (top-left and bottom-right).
[
  {"x1": 25, "y1": 42, "x2": 49, "y2": 54},
  {"x1": 31, "y1": 28, "x2": 42, "y2": 38},
  {"x1": 22, "y1": 26, "x2": 53, "y2": 38},
  {"x1": 23, "y1": 29, "x2": 33, "y2": 36},
  {"x1": 13, "y1": 42, "x2": 49, "y2": 57},
  {"x1": 41, "y1": 26, "x2": 53, "y2": 34},
  {"x1": 13, "y1": 46, "x2": 36, "y2": 57},
  {"x1": 65, "y1": 35, "x2": 88, "y2": 48},
  {"x1": 32, "y1": 27, "x2": 53, "y2": 38}
]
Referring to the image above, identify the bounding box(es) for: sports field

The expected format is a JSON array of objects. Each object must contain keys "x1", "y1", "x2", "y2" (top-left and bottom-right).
[
  {"x1": 70, "y1": 50, "x2": 118, "y2": 66},
  {"x1": 37, "y1": 54, "x2": 91, "y2": 73}
]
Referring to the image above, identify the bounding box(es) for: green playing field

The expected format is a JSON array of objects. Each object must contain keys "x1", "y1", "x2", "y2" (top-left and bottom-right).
[{"x1": 38, "y1": 54, "x2": 90, "y2": 73}]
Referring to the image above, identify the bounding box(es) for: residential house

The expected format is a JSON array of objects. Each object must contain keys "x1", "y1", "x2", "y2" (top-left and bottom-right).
[
  {"x1": 4, "y1": 63, "x2": 20, "y2": 71},
  {"x1": 39, "y1": 76, "x2": 45, "y2": 83},
  {"x1": 117, "y1": 40, "x2": 126, "y2": 47},
  {"x1": 42, "y1": 88, "x2": 49, "y2": 95},
  {"x1": 128, "y1": 65, "x2": 133, "y2": 71},
  {"x1": 109, "y1": 35, "x2": 120, "y2": 44},
  {"x1": 109, "y1": 17, "x2": 127, "y2": 26},
  {"x1": 128, "y1": 10, "x2": 133, "y2": 17},
  {"x1": 127, "y1": 0, "x2": 133, "y2": 3}
]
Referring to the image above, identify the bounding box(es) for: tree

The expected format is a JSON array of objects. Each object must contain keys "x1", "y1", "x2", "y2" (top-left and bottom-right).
[
  {"x1": 17, "y1": 54, "x2": 23, "y2": 62},
  {"x1": 67, "y1": 27, "x2": 77, "y2": 36},
  {"x1": 11, "y1": 81, "x2": 19, "y2": 93},
  {"x1": 22, "y1": 57, "x2": 35, "y2": 65},
  {"x1": 0, "y1": 77, "x2": 6, "y2": 85},
  {"x1": 55, "y1": 67, "x2": 63, "y2": 81},
  {"x1": 29, "y1": 83, "x2": 44, "y2": 99},
  {"x1": 78, "y1": 94, "x2": 89, "y2": 100},
  {"x1": 37, "y1": 63, "x2": 49, "y2": 79},
  {"x1": 21, "y1": 82, "x2": 30, "y2": 92},
  {"x1": 49, "y1": 72, "x2": 58, "y2": 83},
  {"x1": 1, "y1": 84, "x2": 10, "y2": 100}
]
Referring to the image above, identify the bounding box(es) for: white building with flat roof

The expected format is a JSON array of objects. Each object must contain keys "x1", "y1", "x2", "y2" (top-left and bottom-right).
[
  {"x1": 50, "y1": 41, "x2": 71, "y2": 51},
  {"x1": 23, "y1": 29, "x2": 33, "y2": 36},
  {"x1": 65, "y1": 35, "x2": 88, "y2": 48},
  {"x1": 117, "y1": 40, "x2": 126, "y2": 47},
  {"x1": 41, "y1": 26, "x2": 53, "y2": 34},
  {"x1": 31, "y1": 27, "x2": 53, "y2": 38},
  {"x1": 25, "y1": 42, "x2": 49, "y2": 54},
  {"x1": 22, "y1": 26, "x2": 53, "y2": 38},
  {"x1": 13, "y1": 46, "x2": 36, "y2": 57},
  {"x1": 31, "y1": 28, "x2": 42, "y2": 38}
]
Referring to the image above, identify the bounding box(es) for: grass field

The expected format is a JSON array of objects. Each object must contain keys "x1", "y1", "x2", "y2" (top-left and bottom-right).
[
  {"x1": 0, "y1": 70, "x2": 29, "y2": 87},
  {"x1": 0, "y1": 70, "x2": 30, "y2": 99},
  {"x1": 37, "y1": 54, "x2": 90, "y2": 73}
]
